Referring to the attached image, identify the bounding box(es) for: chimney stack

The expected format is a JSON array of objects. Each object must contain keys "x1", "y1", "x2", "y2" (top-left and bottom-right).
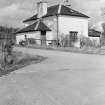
[
  {"x1": 64, "y1": 0, "x2": 71, "y2": 7},
  {"x1": 37, "y1": 0, "x2": 47, "y2": 18}
]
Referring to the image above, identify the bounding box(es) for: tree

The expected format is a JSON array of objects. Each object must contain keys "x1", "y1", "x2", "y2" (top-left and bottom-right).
[{"x1": 1, "y1": 39, "x2": 15, "y2": 70}]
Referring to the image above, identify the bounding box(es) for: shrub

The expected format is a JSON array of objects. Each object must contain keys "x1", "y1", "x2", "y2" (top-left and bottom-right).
[
  {"x1": 100, "y1": 35, "x2": 105, "y2": 46},
  {"x1": 19, "y1": 40, "x2": 27, "y2": 46},
  {"x1": 28, "y1": 38, "x2": 36, "y2": 44},
  {"x1": 59, "y1": 34, "x2": 72, "y2": 47},
  {"x1": 80, "y1": 36, "x2": 99, "y2": 48}
]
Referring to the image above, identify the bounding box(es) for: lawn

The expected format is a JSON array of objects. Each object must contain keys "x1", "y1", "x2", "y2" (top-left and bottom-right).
[{"x1": 20, "y1": 44, "x2": 105, "y2": 55}]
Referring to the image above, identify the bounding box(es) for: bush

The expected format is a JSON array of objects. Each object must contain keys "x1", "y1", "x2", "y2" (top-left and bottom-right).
[
  {"x1": 80, "y1": 36, "x2": 99, "y2": 48},
  {"x1": 100, "y1": 35, "x2": 105, "y2": 46},
  {"x1": 59, "y1": 34, "x2": 72, "y2": 47},
  {"x1": 19, "y1": 40, "x2": 27, "y2": 46},
  {"x1": 28, "y1": 38, "x2": 36, "y2": 44}
]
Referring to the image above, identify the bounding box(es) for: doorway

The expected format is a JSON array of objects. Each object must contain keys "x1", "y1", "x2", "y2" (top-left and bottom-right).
[{"x1": 41, "y1": 31, "x2": 46, "y2": 46}]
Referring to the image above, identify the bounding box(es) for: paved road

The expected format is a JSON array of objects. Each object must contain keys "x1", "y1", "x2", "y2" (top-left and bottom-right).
[
  {"x1": 0, "y1": 47, "x2": 105, "y2": 105},
  {"x1": 14, "y1": 47, "x2": 105, "y2": 73}
]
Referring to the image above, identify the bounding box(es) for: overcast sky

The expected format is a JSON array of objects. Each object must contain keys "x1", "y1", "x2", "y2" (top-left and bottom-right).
[{"x1": 0, "y1": 0, "x2": 105, "y2": 28}]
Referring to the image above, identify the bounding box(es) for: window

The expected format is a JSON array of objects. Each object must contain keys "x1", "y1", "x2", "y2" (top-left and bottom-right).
[{"x1": 69, "y1": 31, "x2": 78, "y2": 42}]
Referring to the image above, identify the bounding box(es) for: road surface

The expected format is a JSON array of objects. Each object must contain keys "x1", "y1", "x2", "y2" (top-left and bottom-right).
[{"x1": 0, "y1": 47, "x2": 105, "y2": 105}]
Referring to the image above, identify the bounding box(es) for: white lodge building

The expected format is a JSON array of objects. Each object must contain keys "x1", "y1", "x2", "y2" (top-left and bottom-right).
[{"x1": 16, "y1": 1, "x2": 89, "y2": 47}]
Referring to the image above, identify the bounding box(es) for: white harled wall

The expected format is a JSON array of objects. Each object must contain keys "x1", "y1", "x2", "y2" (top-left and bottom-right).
[
  {"x1": 58, "y1": 16, "x2": 88, "y2": 36},
  {"x1": 43, "y1": 16, "x2": 57, "y2": 40},
  {"x1": 16, "y1": 32, "x2": 41, "y2": 45},
  {"x1": 58, "y1": 15, "x2": 88, "y2": 47},
  {"x1": 16, "y1": 34, "x2": 25, "y2": 44}
]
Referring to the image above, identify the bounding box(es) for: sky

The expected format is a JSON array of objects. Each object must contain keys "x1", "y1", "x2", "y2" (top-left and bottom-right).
[{"x1": 0, "y1": 0, "x2": 105, "y2": 29}]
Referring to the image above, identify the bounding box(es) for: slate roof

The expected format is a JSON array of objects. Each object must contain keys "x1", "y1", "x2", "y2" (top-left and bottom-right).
[
  {"x1": 88, "y1": 29, "x2": 101, "y2": 37},
  {"x1": 60, "y1": 5, "x2": 89, "y2": 18},
  {"x1": 23, "y1": 14, "x2": 38, "y2": 23},
  {"x1": 23, "y1": 4, "x2": 89, "y2": 23},
  {"x1": 16, "y1": 21, "x2": 51, "y2": 34},
  {"x1": 43, "y1": 4, "x2": 59, "y2": 17}
]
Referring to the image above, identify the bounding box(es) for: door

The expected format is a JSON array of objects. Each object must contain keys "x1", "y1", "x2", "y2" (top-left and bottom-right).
[{"x1": 41, "y1": 31, "x2": 46, "y2": 46}]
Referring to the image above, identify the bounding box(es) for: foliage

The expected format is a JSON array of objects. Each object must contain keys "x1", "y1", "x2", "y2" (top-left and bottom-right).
[
  {"x1": 5, "y1": 40, "x2": 15, "y2": 55},
  {"x1": 0, "y1": 26, "x2": 18, "y2": 33},
  {"x1": 80, "y1": 36, "x2": 99, "y2": 48},
  {"x1": 59, "y1": 34, "x2": 69, "y2": 47},
  {"x1": 19, "y1": 40, "x2": 27, "y2": 46},
  {"x1": 17, "y1": 54, "x2": 44, "y2": 65},
  {"x1": 0, "y1": 52, "x2": 46, "y2": 76},
  {"x1": 59, "y1": 33, "x2": 78, "y2": 47},
  {"x1": 28, "y1": 38, "x2": 36, "y2": 44},
  {"x1": 0, "y1": 26, "x2": 19, "y2": 42},
  {"x1": 1, "y1": 40, "x2": 15, "y2": 69},
  {"x1": 0, "y1": 26, "x2": 18, "y2": 69}
]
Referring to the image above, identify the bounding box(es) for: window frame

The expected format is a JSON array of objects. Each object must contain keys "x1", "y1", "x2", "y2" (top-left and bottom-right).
[{"x1": 69, "y1": 31, "x2": 78, "y2": 42}]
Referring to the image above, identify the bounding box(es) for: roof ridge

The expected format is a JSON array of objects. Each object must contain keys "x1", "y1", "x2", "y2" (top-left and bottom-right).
[
  {"x1": 58, "y1": 4, "x2": 62, "y2": 14},
  {"x1": 23, "y1": 14, "x2": 38, "y2": 23},
  {"x1": 35, "y1": 20, "x2": 40, "y2": 30},
  {"x1": 47, "y1": 4, "x2": 59, "y2": 8}
]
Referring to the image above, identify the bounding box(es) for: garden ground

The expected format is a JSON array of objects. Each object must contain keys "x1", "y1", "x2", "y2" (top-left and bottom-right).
[{"x1": 0, "y1": 47, "x2": 105, "y2": 105}]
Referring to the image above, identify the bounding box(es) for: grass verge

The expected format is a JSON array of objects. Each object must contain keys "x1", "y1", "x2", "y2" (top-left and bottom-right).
[
  {"x1": 16, "y1": 44, "x2": 105, "y2": 55},
  {"x1": 0, "y1": 51, "x2": 47, "y2": 77}
]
